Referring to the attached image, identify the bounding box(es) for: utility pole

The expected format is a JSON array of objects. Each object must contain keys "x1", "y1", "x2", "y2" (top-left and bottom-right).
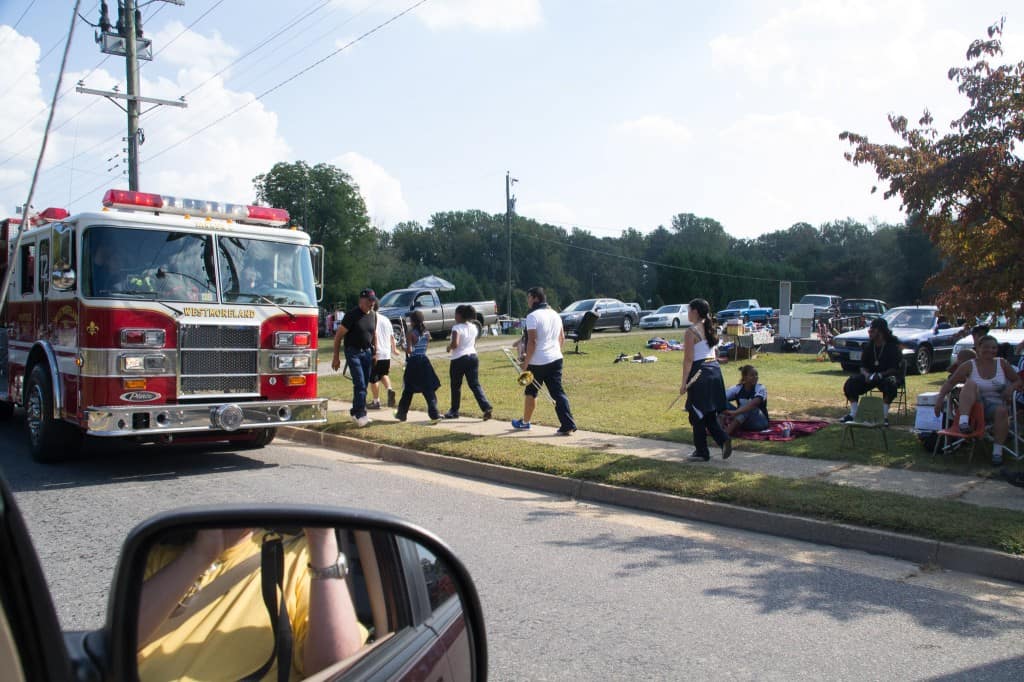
[
  {"x1": 505, "y1": 171, "x2": 517, "y2": 318},
  {"x1": 78, "y1": 0, "x2": 187, "y2": 190}
]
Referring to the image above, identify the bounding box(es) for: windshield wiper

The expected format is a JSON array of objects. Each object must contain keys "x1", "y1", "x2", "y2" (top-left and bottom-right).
[
  {"x1": 256, "y1": 293, "x2": 295, "y2": 319},
  {"x1": 118, "y1": 290, "x2": 183, "y2": 317}
]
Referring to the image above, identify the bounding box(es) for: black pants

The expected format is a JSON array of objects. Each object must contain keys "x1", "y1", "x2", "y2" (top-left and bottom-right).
[
  {"x1": 844, "y1": 373, "x2": 897, "y2": 404},
  {"x1": 396, "y1": 387, "x2": 440, "y2": 420},
  {"x1": 449, "y1": 355, "x2": 492, "y2": 414},
  {"x1": 688, "y1": 407, "x2": 730, "y2": 457},
  {"x1": 526, "y1": 359, "x2": 576, "y2": 431}
]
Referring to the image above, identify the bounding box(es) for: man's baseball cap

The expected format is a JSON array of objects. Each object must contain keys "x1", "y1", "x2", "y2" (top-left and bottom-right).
[
  {"x1": 359, "y1": 288, "x2": 377, "y2": 300},
  {"x1": 971, "y1": 323, "x2": 990, "y2": 336}
]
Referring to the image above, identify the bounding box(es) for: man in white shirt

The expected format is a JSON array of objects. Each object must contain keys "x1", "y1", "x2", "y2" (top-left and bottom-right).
[
  {"x1": 368, "y1": 302, "x2": 399, "y2": 409},
  {"x1": 512, "y1": 286, "x2": 577, "y2": 434}
]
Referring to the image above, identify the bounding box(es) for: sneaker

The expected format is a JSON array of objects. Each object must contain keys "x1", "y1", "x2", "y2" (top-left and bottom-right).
[
  {"x1": 428, "y1": 416, "x2": 442, "y2": 424},
  {"x1": 687, "y1": 452, "x2": 710, "y2": 462},
  {"x1": 721, "y1": 439, "x2": 733, "y2": 459},
  {"x1": 882, "y1": 418, "x2": 889, "y2": 428},
  {"x1": 482, "y1": 409, "x2": 492, "y2": 421},
  {"x1": 511, "y1": 419, "x2": 531, "y2": 430},
  {"x1": 958, "y1": 421, "x2": 972, "y2": 434},
  {"x1": 556, "y1": 426, "x2": 577, "y2": 436},
  {"x1": 840, "y1": 414, "x2": 854, "y2": 423},
  {"x1": 443, "y1": 411, "x2": 459, "y2": 419},
  {"x1": 355, "y1": 416, "x2": 372, "y2": 427},
  {"x1": 393, "y1": 411, "x2": 407, "y2": 422},
  {"x1": 387, "y1": 389, "x2": 396, "y2": 408},
  {"x1": 368, "y1": 400, "x2": 381, "y2": 410}
]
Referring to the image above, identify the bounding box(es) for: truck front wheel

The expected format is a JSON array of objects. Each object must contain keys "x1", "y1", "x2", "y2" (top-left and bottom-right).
[
  {"x1": 25, "y1": 365, "x2": 80, "y2": 463},
  {"x1": 238, "y1": 428, "x2": 276, "y2": 450}
]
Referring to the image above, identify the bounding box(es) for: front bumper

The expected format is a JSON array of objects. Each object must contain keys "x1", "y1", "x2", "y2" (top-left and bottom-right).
[{"x1": 84, "y1": 398, "x2": 328, "y2": 437}]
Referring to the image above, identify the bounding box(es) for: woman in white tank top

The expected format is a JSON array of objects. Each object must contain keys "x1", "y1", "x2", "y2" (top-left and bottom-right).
[
  {"x1": 936, "y1": 335, "x2": 1022, "y2": 464},
  {"x1": 680, "y1": 298, "x2": 732, "y2": 462}
]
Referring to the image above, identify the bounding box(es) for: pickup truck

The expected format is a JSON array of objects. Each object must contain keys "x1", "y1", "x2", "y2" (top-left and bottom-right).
[
  {"x1": 377, "y1": 288, "x2": 498, "y2": 345},
  {"x1": 716, "y1": 299, "x2": 774, "y2": 323}
]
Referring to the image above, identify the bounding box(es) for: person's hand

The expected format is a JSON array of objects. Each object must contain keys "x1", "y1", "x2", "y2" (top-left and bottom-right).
[
  {"x1": 331, "y1": 356, "x2": 341, "y2": 371},
  {"x1": 679, "y1": 383, "x2": 688, "y2": 395}
]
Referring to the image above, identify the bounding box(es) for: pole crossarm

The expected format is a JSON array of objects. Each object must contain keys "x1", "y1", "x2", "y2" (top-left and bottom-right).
[{"x1": 75, "y1": 86, "x2": 187, "y2": 108}]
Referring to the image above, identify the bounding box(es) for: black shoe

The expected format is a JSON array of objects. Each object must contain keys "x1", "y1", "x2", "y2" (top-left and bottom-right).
[
  {"x1": 393, "y1": 411, "x2": 407, "y2": 422},
  {"x1": 556, "y1": 426, "x2": 577, "y2": 436},
  {"x1": 443, "y1": 411, "x2": 459, "y2": 419},
  {"x1": 840, "y1": 414, "x2": 854, "y2": 423},
  {"x1": 721, "y1": 439, "x2": 733, "y2": 460},
  {"x1": 882, "y1": 418, "x2": 890, "y2": 427},
  {"x1": 687, "y1": 452, "x2": 710, "y2": 462},
  {"x1": 482, "y1": 409, "x2": 492, "y2": 421}
]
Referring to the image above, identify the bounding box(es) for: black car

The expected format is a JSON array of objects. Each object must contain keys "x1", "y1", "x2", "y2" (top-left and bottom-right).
[{"x1": 560, "y1": 298, "x2": 639, "y2": 333}]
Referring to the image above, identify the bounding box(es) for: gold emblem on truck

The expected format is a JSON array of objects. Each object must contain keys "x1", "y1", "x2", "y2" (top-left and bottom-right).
[{"x1": 87, "y1": 321, "x2": 99, "y2": 335}]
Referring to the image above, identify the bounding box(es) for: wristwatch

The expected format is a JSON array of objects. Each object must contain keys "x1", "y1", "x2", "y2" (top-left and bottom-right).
[{"x1": 308, "y1": 552, "x2": 349, "y2": 580}]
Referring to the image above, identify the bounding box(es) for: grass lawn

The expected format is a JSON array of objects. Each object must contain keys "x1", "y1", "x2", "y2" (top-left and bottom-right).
[
  {"x1": 320, "y1": 333, "x2": 1011, "y2": 475},
  {"x1": 316, "y1": 415, "x2": 1024, "y2": 555}
]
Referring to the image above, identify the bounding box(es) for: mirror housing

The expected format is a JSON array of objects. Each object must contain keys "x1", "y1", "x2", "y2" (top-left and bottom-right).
[
  {"x1": 51, "y1": 267, "x2": 76, "y2": 291},
  {"x1": 97, "y1": 506, "x2": 487, "y2": 682},
  {"x1": 310, "y1": 244, "x2": 324, "y2": 302}
]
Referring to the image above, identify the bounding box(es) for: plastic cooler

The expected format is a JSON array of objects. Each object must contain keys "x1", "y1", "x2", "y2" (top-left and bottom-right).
[{"x1": 914, "y1": 391, "x2": 943, "y2": 433}]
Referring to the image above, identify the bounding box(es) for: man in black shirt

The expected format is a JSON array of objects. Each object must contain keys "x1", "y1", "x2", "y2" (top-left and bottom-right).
[
  {"x1": 840, "y1": 317, "x2": 902, "y2": 426},
  {"x1": 331, "y1": 289, "x2": 379, "y2": 426}
]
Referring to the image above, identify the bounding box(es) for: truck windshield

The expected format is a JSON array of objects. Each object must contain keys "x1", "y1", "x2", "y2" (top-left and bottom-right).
[
  {"x1": 83, "y1": 226, "x2": 217, "y2": 302},
  {"x1": 800, "y1": 295, "x2": 831, "y2": 306},
  {"x1": 725, "y1": 300, "x2": 747, "y2": 309},
  {"x1": 379, "y1": 290, "x2": 415, "y2": 308},
  {"x1": 218, "y1": 236, "x2": 316, "y2": 306}
]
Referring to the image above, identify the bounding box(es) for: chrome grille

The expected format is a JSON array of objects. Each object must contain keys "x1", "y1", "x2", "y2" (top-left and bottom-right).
[{"x1": 179, "y1": 324, "x2": 259, "y2": 396}]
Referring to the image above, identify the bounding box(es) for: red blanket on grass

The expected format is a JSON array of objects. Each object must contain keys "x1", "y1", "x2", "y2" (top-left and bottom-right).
[{"x1": 733, "y1": 419, "x2": 829, "y2": 442}]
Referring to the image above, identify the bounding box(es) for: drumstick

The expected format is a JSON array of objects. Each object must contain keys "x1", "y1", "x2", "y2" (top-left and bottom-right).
[{"x1": 667, "y1": 370, "x2": 702, "y2": 411}]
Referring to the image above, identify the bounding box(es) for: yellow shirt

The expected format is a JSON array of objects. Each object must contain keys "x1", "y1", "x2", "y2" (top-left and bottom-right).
[{"x1": 138, "y1": 533, "x2": 314, "y2": 682}]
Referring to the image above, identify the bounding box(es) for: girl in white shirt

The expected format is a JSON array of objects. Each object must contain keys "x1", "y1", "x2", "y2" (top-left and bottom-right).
[
  {"x1": 443, "y1": 305, "x2": 493, "y2": 419},
  {"x1": 679, "y1": 298, "x2": 731, "y2": 461}
]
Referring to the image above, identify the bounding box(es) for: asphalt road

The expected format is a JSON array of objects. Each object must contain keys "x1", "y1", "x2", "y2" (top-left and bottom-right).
[{"x1": 2, "y1": 422, "x2": 1024, "y2": 680}]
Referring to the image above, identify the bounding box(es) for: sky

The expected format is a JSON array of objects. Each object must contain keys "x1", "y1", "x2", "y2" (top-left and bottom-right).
[{"x1": 0, "y1": 0, "x2": 1021, "y2": 240}]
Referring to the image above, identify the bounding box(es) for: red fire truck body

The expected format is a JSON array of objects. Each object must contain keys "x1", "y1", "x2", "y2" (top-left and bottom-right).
[{"x1": 0, "y1": 190, "x2": 327, "y2": 460}]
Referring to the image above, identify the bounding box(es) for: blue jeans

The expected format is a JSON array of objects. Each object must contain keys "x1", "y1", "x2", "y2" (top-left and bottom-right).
[{"x1": 345, "y1": 348, "x2": 374, "y2": 418}]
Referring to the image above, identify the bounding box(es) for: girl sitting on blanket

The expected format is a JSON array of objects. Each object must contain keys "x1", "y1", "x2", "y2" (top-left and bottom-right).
[{"x1": 722, "y1": 365, "x2": 769, "y2": 435}]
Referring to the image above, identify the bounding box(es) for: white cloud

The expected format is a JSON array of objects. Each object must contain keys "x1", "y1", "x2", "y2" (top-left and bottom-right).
[
  {"x1": 0, "y1": 24, "x2": 291, "y2": 212},
  {"x1": 0, "y1": 27, "x2": 45, "y2": 200},
  {"x1": 333, "y1": 0, "x2": 542, "y2": 31},
  {"x1": 616, "y1": 115, "x2": 692, "y2": 145},
  {"x1": 332, "y1": 152, "x2": 410, "y2": 228}
]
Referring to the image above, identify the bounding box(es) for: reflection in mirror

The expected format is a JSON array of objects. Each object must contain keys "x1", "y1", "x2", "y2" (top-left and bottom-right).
[{"x1": 136, "y1": 525, "x2": 472, "y2": 681}]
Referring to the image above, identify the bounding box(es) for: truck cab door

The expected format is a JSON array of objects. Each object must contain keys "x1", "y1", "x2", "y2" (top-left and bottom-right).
[{"x1": 415, "y1": 291, "x2": 442, "y2": 335}]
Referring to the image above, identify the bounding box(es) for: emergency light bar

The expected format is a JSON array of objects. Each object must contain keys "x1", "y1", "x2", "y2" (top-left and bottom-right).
[
  {"x1": 27, "y1": 207, "x2": 70, "y2": 226},
  {"x1": 102, "y1": 189, "x2": 290, "y2": 227}
]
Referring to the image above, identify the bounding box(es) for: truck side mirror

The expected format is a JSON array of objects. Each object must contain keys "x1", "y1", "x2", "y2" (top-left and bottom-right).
[
  {"x1": 51, "y1": 267, "x2": 76, "y2": 291},
  {"x1": 51, "y1": 223, "x2": 75, "y2": 292}
]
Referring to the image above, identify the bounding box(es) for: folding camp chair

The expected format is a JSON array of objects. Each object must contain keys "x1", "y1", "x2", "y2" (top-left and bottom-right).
[
  {"x1": 840, "y1": 395, "x2": 889, "y2": 451},
  {"x1": 867, "y1": 359, "x2": 908, "y2": 424},
  {"x1": 933, "y1": 400, "x2": 986, "y2": 464},
  {"x1": 565, "y1": 311, "x2": 598, "y2": 354}
]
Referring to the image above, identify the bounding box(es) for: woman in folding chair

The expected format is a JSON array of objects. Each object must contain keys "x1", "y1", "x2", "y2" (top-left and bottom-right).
[{"x1": 934, "y1": 335, "x2": 1023, "y2": 466}]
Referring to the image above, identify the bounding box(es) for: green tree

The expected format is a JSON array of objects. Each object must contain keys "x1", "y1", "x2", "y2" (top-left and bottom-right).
[
  {"x1": 253, "y1": 161, "x2": 372, "y2": 305},
  {"x1": 840, "y1": 20, "x2": 1024, "y2": 320}
]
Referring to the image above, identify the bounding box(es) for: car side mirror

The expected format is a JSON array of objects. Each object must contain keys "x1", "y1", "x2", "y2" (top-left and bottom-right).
[{"x1": 97, "y1": 507, "x2": 487, "y2": 682}]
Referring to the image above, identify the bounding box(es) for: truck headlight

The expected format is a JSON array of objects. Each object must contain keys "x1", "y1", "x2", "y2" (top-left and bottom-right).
[
  {"x1": 120, "y1": 354, "x2": 167, "y2": 373},
  {"x1": 272, "y1": 354, "x2": 311, "y2": 371}
]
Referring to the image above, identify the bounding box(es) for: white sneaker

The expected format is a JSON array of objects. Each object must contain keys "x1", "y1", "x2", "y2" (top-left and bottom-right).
[{"x1": 356, "y1": 416, "x2": 372, "y2": 427}]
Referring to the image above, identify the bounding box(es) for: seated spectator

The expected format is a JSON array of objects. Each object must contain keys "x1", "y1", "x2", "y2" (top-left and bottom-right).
[
  {"x1": 722, "y1": 365, "x2": 769, "y2": 435},
  {"x1": 841, "y1": 318, "x2": 901, "y2": 426},
  {"x1": 934, "y1": 335, "x2": 1023, "y2": 465},
  {"x1": 948, "y1": 324, "x2": 990, "y2": 373}
]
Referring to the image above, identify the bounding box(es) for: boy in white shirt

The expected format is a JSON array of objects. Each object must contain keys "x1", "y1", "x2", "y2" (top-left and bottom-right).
[
  {"x1": 368, "y1": 302, "x2": 399, "y2": 409},
  {"x1": 512, "y1": 287, "x2": 577, "y2": 434}
]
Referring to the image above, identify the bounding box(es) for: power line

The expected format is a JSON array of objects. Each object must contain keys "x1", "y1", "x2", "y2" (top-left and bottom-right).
[
  {"x1": 148, "y1": 0, "x2": 226, "y2": 61},
  {"x1": 0, "y1": 0, "x2": 37, "y2": 46},
  {"x1": 528, "y1": 233, "x2": 814, "y2": 283},
  {"x1": 148, "y1": 0, "x2": 429, "y2": 163}
]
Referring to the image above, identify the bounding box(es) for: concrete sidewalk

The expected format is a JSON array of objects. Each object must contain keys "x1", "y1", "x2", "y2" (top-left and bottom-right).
[{"x1": 324, "y1": 398, "x2": 1024, "y2": 513}]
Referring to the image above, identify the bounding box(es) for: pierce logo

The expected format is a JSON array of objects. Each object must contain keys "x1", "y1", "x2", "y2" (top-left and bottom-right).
[{"x1": 120, "y1": 391, "x2": 161, "y2": 402}]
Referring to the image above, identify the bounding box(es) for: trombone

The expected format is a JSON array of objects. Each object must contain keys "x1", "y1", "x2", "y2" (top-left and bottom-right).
[{"x1": 501, "y1": 348, "x2": 556, "y2": 404}]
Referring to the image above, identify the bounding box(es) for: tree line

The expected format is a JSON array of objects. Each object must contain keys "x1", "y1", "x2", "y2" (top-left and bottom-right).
[{"x1": 255, "y1": 160, "x2": 939, "y2": 317}]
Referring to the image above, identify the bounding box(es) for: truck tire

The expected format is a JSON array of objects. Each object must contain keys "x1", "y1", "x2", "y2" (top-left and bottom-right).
[
  {"x1": 25, "y1": 365, "x2": 81, "y2": 463},
  {"x1": 238, "y1": 428, "x2": 276, "y2": 450},
  {"x1": 392, "y1": 322, "x2": 406, "y2": 350},
  {"x1": 671, "y1": 319, "x2": 680, "y2": 329}
]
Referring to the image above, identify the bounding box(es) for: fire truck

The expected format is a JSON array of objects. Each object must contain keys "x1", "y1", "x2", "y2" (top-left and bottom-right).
[{"x1": 0, "y1": 189, "x2": 328, "y2": 461}]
